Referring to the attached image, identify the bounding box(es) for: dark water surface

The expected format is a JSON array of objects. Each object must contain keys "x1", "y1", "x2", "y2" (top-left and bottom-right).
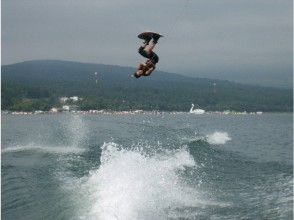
[{"x1": 2, "y1": 113, "x2": 293, "y2": 219}]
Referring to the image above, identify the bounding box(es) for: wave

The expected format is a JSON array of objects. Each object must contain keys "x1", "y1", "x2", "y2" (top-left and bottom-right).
[
  {"x1": 1, "y1": 145, "x2": 85, "y2": 155},
  {"x1": 70, "y1": 142, "x2": 219, "y2": 220},
  {"x1": 206, "y1": 132, "x2": 231, "y2": 145},
  {"x1": 182, "y1": 131, "x2": 232, "y2": 145}
]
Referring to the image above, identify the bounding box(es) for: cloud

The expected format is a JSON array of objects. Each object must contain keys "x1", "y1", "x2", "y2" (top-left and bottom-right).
[{"x1": 2, "y1": 0, "x2": 292, "y2": 86}]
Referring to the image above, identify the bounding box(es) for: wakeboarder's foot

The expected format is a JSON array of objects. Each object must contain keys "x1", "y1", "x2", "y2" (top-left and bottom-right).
[
  {"x1": 152, "y1": 33, "x2": 163, "y2": 44},
  {"x1": 142, "y1": 36, "x2": 152, "y2": 45}
]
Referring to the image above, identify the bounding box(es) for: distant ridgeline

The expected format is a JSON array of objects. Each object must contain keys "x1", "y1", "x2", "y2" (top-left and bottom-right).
[{"x1": 1, "y1": 60, "x2": 293, "y2": 112}]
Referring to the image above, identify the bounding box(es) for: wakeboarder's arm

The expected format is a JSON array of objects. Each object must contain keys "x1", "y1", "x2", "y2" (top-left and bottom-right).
[
  {"x1": 144, "y1": 66, "x2": 155, "y2": 76},
  {"x1": 138, "y1": 62, "x2": 145, "y2": 69}
]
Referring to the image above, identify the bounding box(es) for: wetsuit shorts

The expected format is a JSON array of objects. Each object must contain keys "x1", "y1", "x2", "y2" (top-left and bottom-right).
[{"x1": 138, "y1": 46, "x2": 159, "y2": 64}]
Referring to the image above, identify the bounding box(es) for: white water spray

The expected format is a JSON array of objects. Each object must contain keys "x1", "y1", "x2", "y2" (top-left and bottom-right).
[
  {"x1": 206, "y1": 132, "x2": 231, "y2": 145},
  {"x1": 76, "y1": 142, "x2": 201, "y2": 220}
]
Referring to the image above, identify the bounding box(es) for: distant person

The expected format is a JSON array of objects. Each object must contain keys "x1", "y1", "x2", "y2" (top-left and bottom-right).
[{"x1": 133, "y1": 32, "x2": 162, "y2": 78}]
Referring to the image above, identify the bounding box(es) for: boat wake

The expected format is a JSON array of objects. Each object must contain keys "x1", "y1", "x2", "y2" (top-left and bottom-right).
[
  {"x1": 181, "y1": 131, "x2": 232, "y2": 145},
  {"x1": 68, "y1": 142, "x2": 217, "y2": 220},
  {"x1": 1, "y1": 144, "x2": 85, "y2": 155}
]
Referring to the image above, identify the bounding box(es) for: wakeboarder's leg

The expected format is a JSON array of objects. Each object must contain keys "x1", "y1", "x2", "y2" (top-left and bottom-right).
[
  {"x1": 143, "y1": 34, "x2": 161, "y2": 64},
  {"x1": 138, "y1": 38, "x2": 152, "y2": 58},
  {"x1": 144, "y1": 33, "x2": 161, "y2": 53},
  {"x1": 138, "y1": 33, "x2": 161, "y2": 61}
]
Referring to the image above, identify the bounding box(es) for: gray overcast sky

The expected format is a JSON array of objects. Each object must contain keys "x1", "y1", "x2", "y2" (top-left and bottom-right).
[{"x1": 2, "y1": 0, "x2": 293, "y2": 85}]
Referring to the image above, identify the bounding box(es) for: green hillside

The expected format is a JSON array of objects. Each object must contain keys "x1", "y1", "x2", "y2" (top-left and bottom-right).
[{"x1": 1, "y1": 60, "x2": 293, "y2": 112}]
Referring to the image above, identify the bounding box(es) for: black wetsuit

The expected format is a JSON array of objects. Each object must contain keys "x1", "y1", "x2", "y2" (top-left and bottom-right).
[{"x1": 138, "y1": 45, "x2": 159, "y2": 65}]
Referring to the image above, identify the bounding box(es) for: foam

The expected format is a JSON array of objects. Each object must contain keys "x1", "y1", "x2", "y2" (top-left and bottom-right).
[
  {"x1": 181, "y1": 131, "x2": 232, "y2": 145},
  {"x1": 76, "y1": 142, "x2": 203, "y2": 220},
  {"x1": 206, "y1": 132, "x2": 232, "y2": 145}
]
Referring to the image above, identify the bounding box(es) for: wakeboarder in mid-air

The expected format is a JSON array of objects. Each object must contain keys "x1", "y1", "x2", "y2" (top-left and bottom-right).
[{"x1": 133, "y1": 32, "x2": 163, "y2": 78}]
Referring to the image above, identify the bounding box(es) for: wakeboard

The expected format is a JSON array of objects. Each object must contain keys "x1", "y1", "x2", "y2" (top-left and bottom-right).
[{"x1": 138, "y1": 31, "x2": 163, "y2": 40}]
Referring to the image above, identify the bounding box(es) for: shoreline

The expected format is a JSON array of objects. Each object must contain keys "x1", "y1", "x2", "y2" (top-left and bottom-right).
[{"x1": 2, "y1": 110, "x2": 291, "y2": 116}]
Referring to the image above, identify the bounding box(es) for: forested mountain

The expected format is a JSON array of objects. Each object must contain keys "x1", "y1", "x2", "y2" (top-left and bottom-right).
[{"x1": 1, "y1": 60, "x2": 293, "y2": 112}]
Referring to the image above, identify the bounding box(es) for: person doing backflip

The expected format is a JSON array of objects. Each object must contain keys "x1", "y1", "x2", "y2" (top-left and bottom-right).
[{"x1": 133, "y1": 33, "x2": 162, "y2": 78}]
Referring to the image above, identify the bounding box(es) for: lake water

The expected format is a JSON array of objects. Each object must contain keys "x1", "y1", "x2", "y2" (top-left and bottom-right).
[{"x1": 1, "y1": 113, "x2": 293, "y2": 219}]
